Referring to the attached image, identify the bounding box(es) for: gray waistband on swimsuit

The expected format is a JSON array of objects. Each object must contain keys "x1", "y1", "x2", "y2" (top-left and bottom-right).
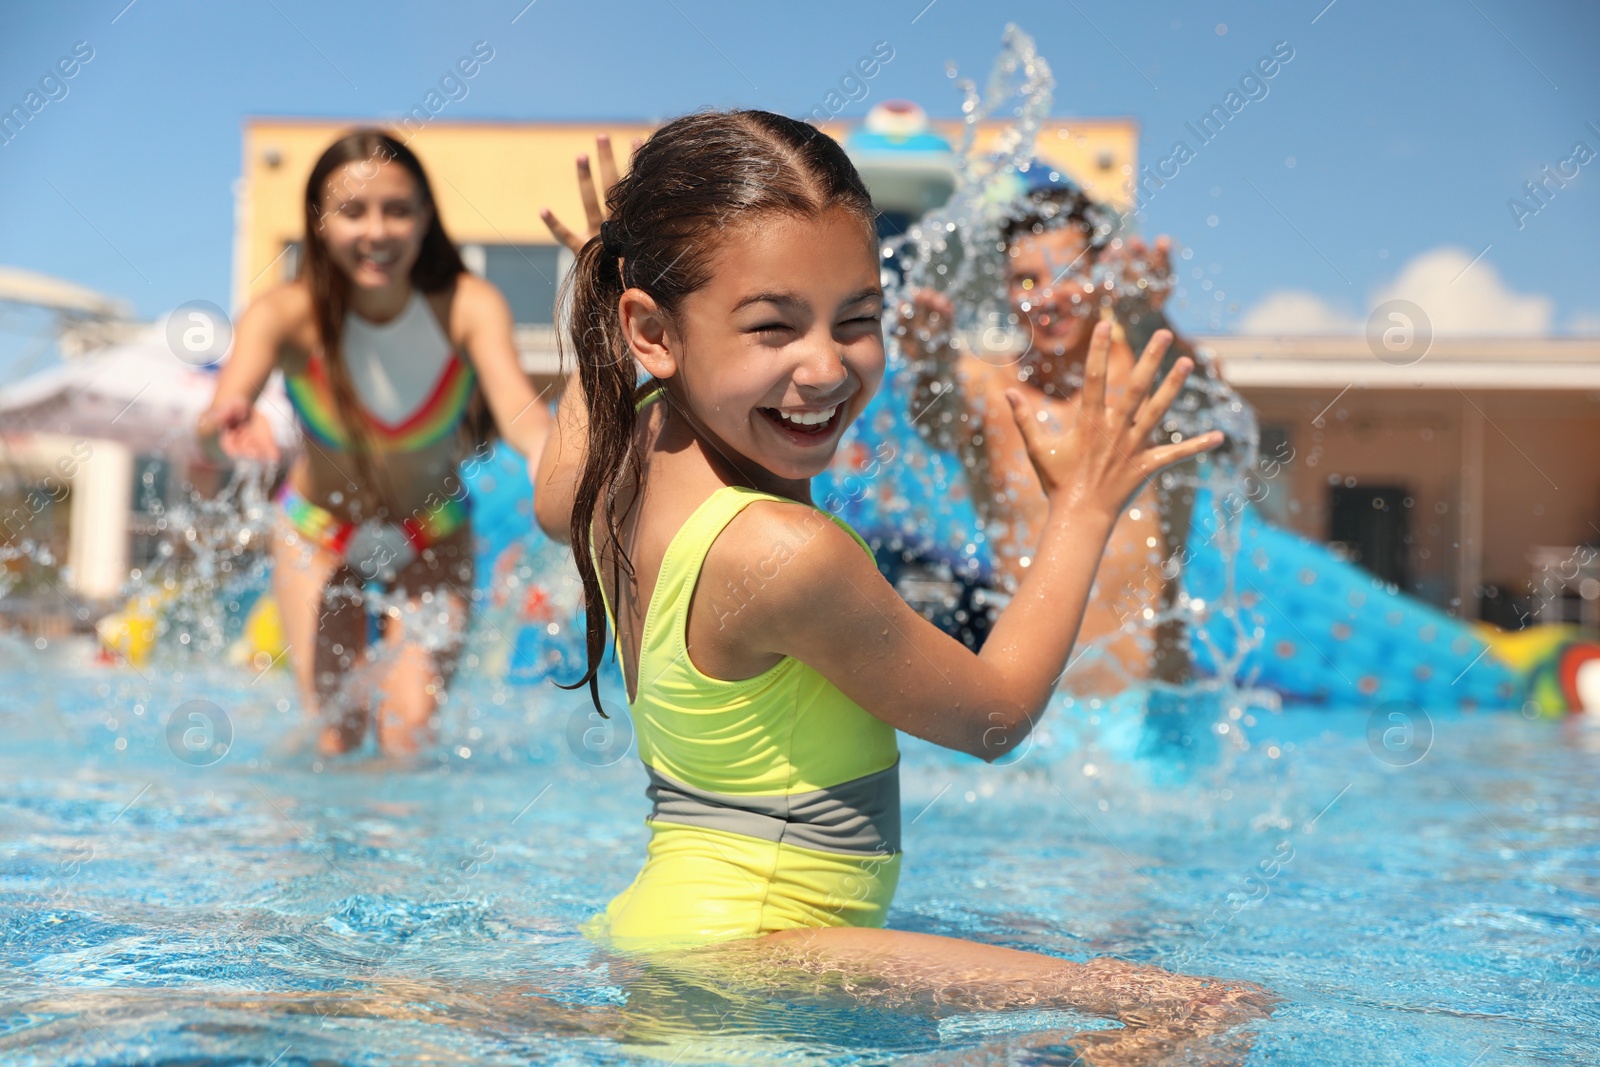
[{"x1": 643, "y1": 759, "x2": 901, "y2": 857}]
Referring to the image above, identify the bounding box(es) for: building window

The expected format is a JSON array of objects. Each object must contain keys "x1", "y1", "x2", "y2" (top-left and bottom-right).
[
  {"x1": 1329, "y1": 483, "x2": 1411, "y2": 590},
  {"x1": 278, "y1": 240, "x2": 567, "y2": 326},
  {"x1": 1254, "y1": 424, "x2": 1292, "y2": 527},
  {"x1": 481, "y1": 244, "x2": 563, "y2": 326}
]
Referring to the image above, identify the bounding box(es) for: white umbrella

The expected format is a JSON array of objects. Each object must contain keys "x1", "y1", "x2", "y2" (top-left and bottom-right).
[{"x1": 0, "y1": 324, "x2": 298, "y2": 460}]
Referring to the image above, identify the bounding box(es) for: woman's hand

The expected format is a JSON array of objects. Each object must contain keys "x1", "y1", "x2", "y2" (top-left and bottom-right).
[
  {"x1": 540, "y1": 133, "x2": 626, "y2": 255},
  {"x1": 1005, "y1": 320, "x2": 1220, "y2": 518},
  {"x1": 198, "y1": 396, "x2": 280, "y2": 464}
]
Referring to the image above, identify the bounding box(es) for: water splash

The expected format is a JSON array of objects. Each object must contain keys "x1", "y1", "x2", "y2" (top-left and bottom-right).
[
  {"x1": 874, "y1": 24, "x2": 1279, "y2": 760},
  {"x1": 123, "y1": 460, "x2": 279, "y2": 662},
  {"x1": 0, "y1": 539, "x2": 53, "y2": 604}
]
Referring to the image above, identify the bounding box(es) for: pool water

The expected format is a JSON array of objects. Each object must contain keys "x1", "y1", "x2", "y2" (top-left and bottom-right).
[{"x1": 2, "y1": 633, "x2": 1596, "y2": 1065}]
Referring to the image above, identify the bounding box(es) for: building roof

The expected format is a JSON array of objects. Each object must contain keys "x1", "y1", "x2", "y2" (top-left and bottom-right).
[
  {"x1": 1198, "y1": 335, "x2": 1600, "y2": 390},
  {"x1": 0, "y1": 266, "x2": 133, "y2": 319}
]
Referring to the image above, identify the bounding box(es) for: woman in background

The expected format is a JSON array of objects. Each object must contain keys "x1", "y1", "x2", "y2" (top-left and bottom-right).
[{"x1": 199, "y1": 129, "x2": 551, "y2": 758}]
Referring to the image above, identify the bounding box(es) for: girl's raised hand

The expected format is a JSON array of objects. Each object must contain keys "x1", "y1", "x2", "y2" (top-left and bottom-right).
[
  {"x1": 540, "y1": 133, "x2": 625, "y2": 255},
  {"x1": 1005, "y1": 321, "x2": 1221, "y2": 518}
]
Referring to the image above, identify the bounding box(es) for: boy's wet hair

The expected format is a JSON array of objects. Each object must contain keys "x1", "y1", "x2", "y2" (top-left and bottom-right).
[
  {"x1": 1000, "y1": 185, "x2": 1112, "y2": 256},
  {"x1": 558, "y1": 109, "x2": 877, "y2": 712}
]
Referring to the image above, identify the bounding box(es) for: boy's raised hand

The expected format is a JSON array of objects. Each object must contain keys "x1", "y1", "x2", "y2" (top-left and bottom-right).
[
  {"x1": 1005, "y1": 321, "x2": 1221, "y2": 518},
  {"x1": 540, "y1": 133, "x2": 627, "y2": 254},
  {"x1": 1103, "y1": 234, "x2": 1176, "y2": 313},
  {"x1": 895, "y1": 288, "x2": 955, "y2": 361}
]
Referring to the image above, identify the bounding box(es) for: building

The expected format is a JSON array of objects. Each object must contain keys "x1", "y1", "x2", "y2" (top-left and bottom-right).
[{"x1": 1203, "y1": 334, "x2": 1600, "y2": 627}]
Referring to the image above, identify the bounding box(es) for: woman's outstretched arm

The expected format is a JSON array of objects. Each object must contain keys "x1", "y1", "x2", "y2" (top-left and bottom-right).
[
  {"x1": 452, "y1": 273, "x2": 553, "y2": 471},
  {"x1": 196, "y1": 284, "x2": 302, "y2": 462}
]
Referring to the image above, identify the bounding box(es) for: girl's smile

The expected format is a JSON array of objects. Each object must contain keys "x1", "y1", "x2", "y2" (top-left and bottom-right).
[
  {"x1": 318, "y1": 161, "x2": 430, "y2": 293},
  {"x1": 756, "y1": 399, "x2": 850, "y2": 447}
]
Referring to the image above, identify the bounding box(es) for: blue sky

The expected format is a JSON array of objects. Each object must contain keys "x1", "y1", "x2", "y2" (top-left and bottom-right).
[{"x1": 2, "y1": 0, "x2": 1596, "y2": 378}]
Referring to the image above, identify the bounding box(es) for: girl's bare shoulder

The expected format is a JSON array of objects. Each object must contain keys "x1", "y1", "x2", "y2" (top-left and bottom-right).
[
  {"x1": 237, "y1": 281, "x2": 317, "y2": 359},
  {"x1": 448, "y1": 270, "x2": 502, "y2": 306},
  {"x1": 701, "y1": 496, "x2": 873, "y2": 612},
  {"x1": 249, "y1": 279, "x2": 315, "y2": 322}
]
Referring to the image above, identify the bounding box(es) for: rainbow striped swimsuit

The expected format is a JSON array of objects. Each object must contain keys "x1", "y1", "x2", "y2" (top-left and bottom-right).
[
  {"x1": 283, "y1": 345, "x2": 476, "y2": 453},
  {"x1": 278, "y1": 294, "x2": 477, "y2": 555},
  {"x1": 274, "y1": 480, "x2": 469, "y2": 558}
]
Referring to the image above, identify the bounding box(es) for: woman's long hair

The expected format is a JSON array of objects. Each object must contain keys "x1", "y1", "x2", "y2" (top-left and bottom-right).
[
  {"x1": 299, "y1": 129, "x2": 491, "y2": 513},
  {"x1": 559, "y1": 109, "x2": 876, "y2": 712}
]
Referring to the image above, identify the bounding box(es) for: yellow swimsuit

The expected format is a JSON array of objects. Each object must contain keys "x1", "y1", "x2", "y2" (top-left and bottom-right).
[{"x1": 583, "y1": 483, "x2": 903, "y2": 952}]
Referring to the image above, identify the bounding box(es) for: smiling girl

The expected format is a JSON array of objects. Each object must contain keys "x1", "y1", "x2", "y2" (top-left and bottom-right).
[
  {"x1": 535, "y1": 113, "x2": 1271, "y2": 1054},
  {"x1": 199, "y1": 130, "x2": 550, "y2": 758}
]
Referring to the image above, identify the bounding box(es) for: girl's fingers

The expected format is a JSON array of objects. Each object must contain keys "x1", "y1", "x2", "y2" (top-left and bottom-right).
[
  {"x1": 1007, "y1": 388, "x2": 1072, "y2": 470},
  {"x1": 1004, "y1": 389, "x2": 1040, "y2": 451},
  {"x1": 1116, "y1": 329, "x2": 1172, "y2": 425},
  {"x1": 1143, "y1": 429, "x2": 1224, "y2": 472},
  {"x1": 1103, "y1": 321, "x2": 1137, "y2": 401},
  {"x1": 577, "y1": 155, "x2": 604, "y2": 232},
  {"x1": 1081, "y1": 320, "x2": 1112, "y2": 421},
  {"x1": 595, "y1": 134, "x2": 621, "y2": 194},
  {"x1": 1131, "y1": 356, "x2": 1194, "y2": 439},
  {"x1": 540, "y1": 209, "x2": 583, "y2": 255}
]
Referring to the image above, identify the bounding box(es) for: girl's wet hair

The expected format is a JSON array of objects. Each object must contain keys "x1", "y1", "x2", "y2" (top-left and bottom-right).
[{"x1": 559, "y1": 109, "x2": 876, "y2": 710}]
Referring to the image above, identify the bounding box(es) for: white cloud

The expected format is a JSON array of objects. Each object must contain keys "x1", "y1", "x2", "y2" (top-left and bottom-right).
[
  {"x1": 1237, "y1": 290, "x2": 1360, "y2": 334},
  {"x1": 1566, "y1": 310, "x2": 1600, "y2": 335},
  {"x1": 1238, "y1": 245, "x2": 1555, "y2": 337},
  {"x1": 1372, "y1": 247, "x2": 1551, "y2": 335}
]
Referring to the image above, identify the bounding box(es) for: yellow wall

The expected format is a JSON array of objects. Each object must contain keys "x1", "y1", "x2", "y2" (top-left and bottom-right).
[
  {"x1": 920, "y1": 118, "x2": 1140, "y2": 209},
  {"x1": 236, "y1": 116, "x2": 1138, "y2": 309}
]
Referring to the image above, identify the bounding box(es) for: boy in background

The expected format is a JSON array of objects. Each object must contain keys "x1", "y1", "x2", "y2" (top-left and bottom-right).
[{"x1": 897, "y1": 182, "x2": 1210, "y2": 696}]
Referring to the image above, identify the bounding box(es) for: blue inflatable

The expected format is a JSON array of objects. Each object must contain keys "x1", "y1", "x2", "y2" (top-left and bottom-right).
[{"x1": 1180, "y1": 488, "x2": 1519, "y2": 710}]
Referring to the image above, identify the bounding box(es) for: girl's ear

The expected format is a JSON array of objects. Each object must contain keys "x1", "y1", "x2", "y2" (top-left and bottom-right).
[{"x1": 619, "y1": 287, "x2": 676, "y2": 378}]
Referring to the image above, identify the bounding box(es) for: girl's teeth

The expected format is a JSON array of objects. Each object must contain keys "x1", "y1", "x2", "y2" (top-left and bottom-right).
[{"x1": 777, "y1": 406, "x2": 837, "y2": 427}]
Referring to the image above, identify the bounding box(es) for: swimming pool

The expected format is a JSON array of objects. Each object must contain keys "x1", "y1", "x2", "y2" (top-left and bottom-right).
[{"x1": 2, "y1": 633, "x2": 1596, "y2": 1065}]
